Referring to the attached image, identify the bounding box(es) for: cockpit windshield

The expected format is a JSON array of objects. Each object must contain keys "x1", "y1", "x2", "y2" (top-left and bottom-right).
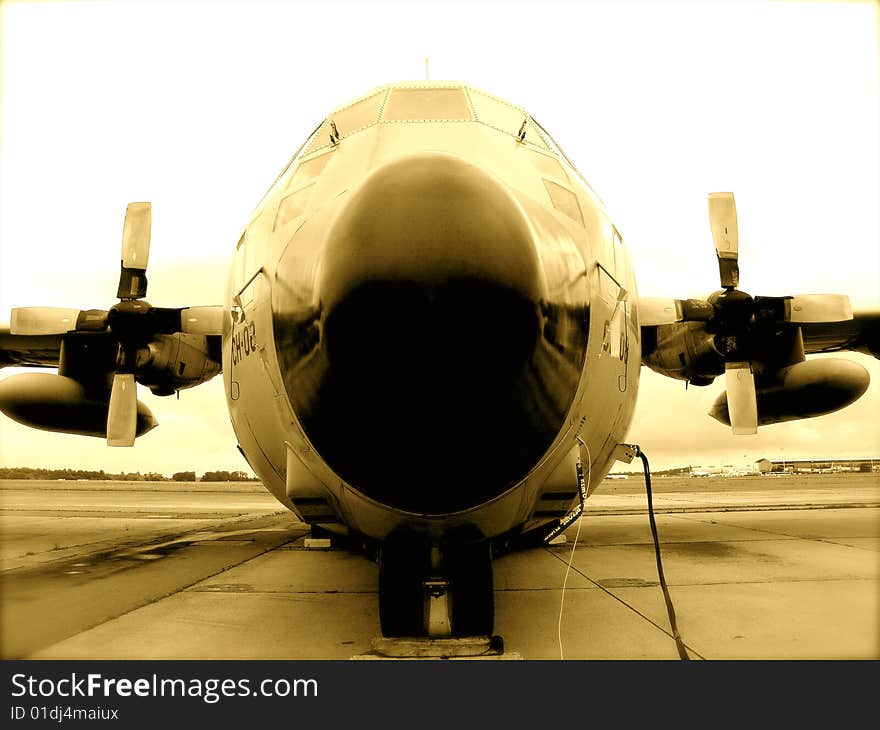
[
  {"x1": 530, "y1": 115, "x2": 604, "y2": 205},
  {"x1": 383, "y1": 88, "x2": 471, "y2": 121},
  {"x1": 332, "y1": 91, "x2": 386, "y2": 136},
  {"x1": 260, "y1": 83, "x2": 597, "y2": 211}
]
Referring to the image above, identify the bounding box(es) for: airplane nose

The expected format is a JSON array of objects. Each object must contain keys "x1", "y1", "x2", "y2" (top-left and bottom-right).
[
  {"x1": 318, "y1": 153, "x2": 542, "y2": 315},
  {"x1": 275, "y1": 153, "x2": 574, "y2": 514}
]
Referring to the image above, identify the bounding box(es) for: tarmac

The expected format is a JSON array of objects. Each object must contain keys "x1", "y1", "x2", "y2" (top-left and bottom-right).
[{"x1": 1, "y1": 474, "x2": 877, "y2": 660}]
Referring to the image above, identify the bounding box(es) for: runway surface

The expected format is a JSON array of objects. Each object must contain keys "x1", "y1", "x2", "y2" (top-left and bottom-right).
[{"x1": 2, "y1": 474, "x2": 878, "y2": 659}]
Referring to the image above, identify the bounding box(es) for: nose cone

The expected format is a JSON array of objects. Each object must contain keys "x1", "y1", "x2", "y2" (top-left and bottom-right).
[
  {"x1": 319, "y1": 153, "x2": 542, "y2": 314},
  {"x1": 275, "y1": 153, "x2": 568, "y2": 514}
]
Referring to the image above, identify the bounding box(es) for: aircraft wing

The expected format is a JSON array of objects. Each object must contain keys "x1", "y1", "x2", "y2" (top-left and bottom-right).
[{"x1": 799, "y1": 307, "x2": 880, "y2": 358}]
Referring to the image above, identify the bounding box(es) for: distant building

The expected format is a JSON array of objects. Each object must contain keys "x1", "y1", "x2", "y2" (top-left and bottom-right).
[{"x1": 756, "y1": 457, "x2": 879, "y2": 474}]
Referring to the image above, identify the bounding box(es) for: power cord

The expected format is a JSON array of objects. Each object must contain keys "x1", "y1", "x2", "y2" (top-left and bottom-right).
[
  {"x1": 637, "y1": 447, "x2": 690, "y2": 660},
  {"x1": 550, "y1": 442, "x2": 689, "y2": 659}
]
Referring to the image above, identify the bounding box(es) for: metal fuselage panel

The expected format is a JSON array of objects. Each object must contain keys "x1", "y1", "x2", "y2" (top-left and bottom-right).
[{"x1": 223, "y1": 83, "x2": 640, "y2": 542}]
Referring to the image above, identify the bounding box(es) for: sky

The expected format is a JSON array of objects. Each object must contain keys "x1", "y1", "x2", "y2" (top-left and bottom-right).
[{"x1": 0, "y1": 0, "x2": 878, "y2": 474}]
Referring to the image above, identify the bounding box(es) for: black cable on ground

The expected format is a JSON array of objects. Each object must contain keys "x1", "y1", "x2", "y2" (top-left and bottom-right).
[{"x1": 638, "y1": 449, "x2": 690, "y2": 660}]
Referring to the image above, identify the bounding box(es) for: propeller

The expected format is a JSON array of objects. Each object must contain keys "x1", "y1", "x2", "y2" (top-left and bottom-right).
[
  {"x1": 708, "y1": 192, "x2": 739, "y2": 288},
  {"x1": 9, "y1": 203, "x2": 224, "y2": 446},
  {"x1": 638, "y1": 192, "x2": 853, "y2": 435},
  {"x1": 107, "y1": 373, "x2": 138, "y2": 447},
  {"x1": 10, "y1": 307, "x2": 86, "y2": 336},
  {"x1": 724, "y1": 361, "x2": 758, "y2": 435}
]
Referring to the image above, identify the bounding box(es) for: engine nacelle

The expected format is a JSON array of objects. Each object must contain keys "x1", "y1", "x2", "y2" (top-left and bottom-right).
[
  {"x1": 641, "y1": 322, "x2": 723, "y2": 385},
  {"x1": 133, "y1": 333, "x2": 222, "y2": 396},
  {"x1": 710, "y1": 358, "x2": 869, "y2": 427},
  {"x1": 0, "y1": 373, "x2": 157, "y2": 438}
]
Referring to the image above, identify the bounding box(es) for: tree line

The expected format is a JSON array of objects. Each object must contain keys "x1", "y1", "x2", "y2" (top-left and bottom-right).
[{"x1": 0, "y1": 467, "x2": 258, "y2": 482}]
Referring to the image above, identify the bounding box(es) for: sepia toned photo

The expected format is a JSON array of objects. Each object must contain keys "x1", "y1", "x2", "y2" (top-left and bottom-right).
[{"x1": 1, "y1": 0, "x2": 877, "y2": 663}]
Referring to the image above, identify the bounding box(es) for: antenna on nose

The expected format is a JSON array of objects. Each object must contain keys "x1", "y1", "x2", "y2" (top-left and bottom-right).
[{"x1": 425, "y1": 57, "x2": 429, "y2": 80}]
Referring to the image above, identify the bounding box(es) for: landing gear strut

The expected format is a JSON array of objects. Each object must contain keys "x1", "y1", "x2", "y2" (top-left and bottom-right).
[{"x1": 378, "y1": 535, "x2": 494, "y2": 638}]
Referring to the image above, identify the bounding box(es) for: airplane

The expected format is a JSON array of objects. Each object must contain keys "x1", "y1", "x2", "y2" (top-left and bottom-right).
[
  {"x1": 1, "y1": 81, "x2": 878, "y2": 639},
  {"x1": 690, "y1": 464, "x2": 760, "y2": 478}
]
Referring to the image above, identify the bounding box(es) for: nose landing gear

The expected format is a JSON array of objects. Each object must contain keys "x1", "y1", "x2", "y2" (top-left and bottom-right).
[{"x1": 378, "y1": 534, "x2": 494, "y2": 639}]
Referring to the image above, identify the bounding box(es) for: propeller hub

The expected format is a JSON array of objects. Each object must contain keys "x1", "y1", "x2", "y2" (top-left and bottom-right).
[
  {"x1": 108, "y1": 300, "x2": 154, "y2": 341},
  {"x1": 708, "y1": 289, "x2": 754, "y2": 327},
  {"x1": 706, "y1": 289, "x2": 755, "y2": 361},
  {"x1": 713, "y1": 333, "x2": 747, "y2": 360}
]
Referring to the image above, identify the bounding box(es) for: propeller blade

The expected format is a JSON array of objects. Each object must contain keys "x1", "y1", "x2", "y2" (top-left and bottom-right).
[
  {"x1": 724, "y1": 362, "x2": 758, "y2": 435},
  {"x1": 107, "y1": 373, "x2": 137, "y2": 447},
  {"x1": 786, "y1": 294, "x2": 853, "y2": 323},
  {"x1": 121, "y1": 202, "x2": 152, "y2": 269},
  {"x1": 638, "y1": 298, "x2": 681, "y2": 326},
  {"x1": 708, "y1": 192, "x2": 739, "y2": 288},
  {"x1": 117, "y1": 202, "x2": 151, "y2": 300},
  {"x1": 180, "y1": 306, "x2": 225, "y2": 336},
  {"x1": 754, "y1": 294, "x2": 853, "y2": 324},
  {"x1": 10, "y1": 307, "x2": 82, "y2": 335},
  {"x1": 638, "y1": 298, "x2": 714, "y2": 326},
  {"x1": 141, "y1": 305, "x2": 225, "y2": 335}
]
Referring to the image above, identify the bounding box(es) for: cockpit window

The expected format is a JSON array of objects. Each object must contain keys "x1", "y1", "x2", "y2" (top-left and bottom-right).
[
  {"x1": 274, "y1": 183, "x2": 314, "y2": 231},
  {"x1": 331, "y1": 91, "x2": 387, "y2": 138},
  {"x1": 523, "y1": 120, "x2": 550, "y2": 149},
  {"x1": 305, "y1": 120, "x2": 334, "y2": 155},
  {"x1": 468, "y1": 89, "x2": 549, "y2": 149},
  {"x1": 469, "y1": 89, "x2": 524, "y2": 136},
  {"x1": 383, "y1": 88, "x2": 472, "y2": 121},
  {"x1": 532, "y1": 115, "x2": 606, "y2": 207},
  {"x1": 543, "y1": 179, "x2": 584, "y2": 226},
  {"x1": 286, "y1": 151, "x2": 332, "y2": 192}
]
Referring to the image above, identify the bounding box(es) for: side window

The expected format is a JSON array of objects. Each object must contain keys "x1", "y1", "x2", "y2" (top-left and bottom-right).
[
  {"x1": 285, "y1": 151, "x2": 332, "y2": 193},
  {"x1": 530, "y1": 151, "x2": 569, "y2": 183},
  {"x1": 274, "y1": 184, "x2": 315, "y2": 231},
  {"x1": 543, "y1": 179, "x2": 584, "y2": 226}
]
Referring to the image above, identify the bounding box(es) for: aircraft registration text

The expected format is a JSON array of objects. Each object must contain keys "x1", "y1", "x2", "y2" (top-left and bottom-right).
[{"x1": 232, "y1": 322, "x2": 257, "y2": 365}]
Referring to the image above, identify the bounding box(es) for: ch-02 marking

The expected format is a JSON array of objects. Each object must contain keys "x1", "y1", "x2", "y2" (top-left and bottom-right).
[{"x1": 231, "y1": 321, "x2": 257, "y2": 366}]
